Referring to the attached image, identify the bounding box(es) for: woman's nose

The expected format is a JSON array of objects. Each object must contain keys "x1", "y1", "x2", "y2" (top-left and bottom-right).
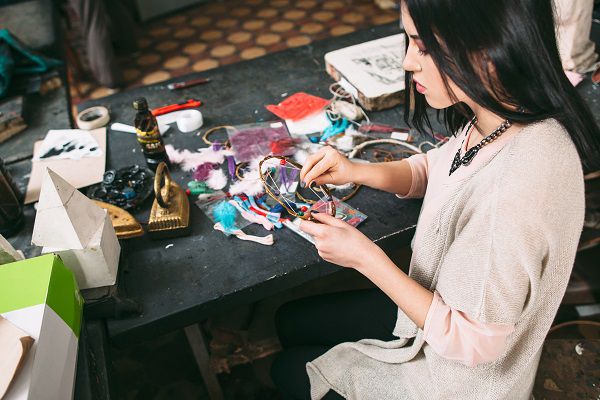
[{"x1": 403, "y1": 47, "x2": 419, "y2": 73}]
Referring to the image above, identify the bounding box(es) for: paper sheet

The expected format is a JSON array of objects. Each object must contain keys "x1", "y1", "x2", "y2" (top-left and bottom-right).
[
  {"x1": 25, "y1": 128, "x2": 106, "y2": 204},
  {"x1": 33, "y1": 129, "x2": 102, "y2": 161}
]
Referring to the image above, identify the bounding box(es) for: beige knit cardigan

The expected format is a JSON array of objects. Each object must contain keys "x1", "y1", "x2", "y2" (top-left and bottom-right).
[{"x1": 307, "y1": 119, "x2": 585, "y2": 399}]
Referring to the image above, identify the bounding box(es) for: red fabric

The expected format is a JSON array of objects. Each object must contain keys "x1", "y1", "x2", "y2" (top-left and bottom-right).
[{"x1": 266, "y1": 92, "x2": 330, "y2": 121}]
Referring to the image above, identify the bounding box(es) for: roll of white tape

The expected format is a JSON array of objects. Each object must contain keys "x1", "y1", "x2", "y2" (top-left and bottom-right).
[
  {"x1": 175, "y1": 109, "x2": 203, "y2": 133},
  {"x1": 77, "y1": 106, "x2": 110, "y2": 130}
]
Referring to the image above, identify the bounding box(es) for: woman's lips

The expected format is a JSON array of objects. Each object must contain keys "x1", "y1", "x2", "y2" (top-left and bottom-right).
[{"x1": 414, "y1": 79, "x2": 426, "y2": 94}]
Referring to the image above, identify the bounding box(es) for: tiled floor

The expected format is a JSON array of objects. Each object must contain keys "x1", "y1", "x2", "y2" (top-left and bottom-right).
[{"x1": 69, "y1": 0, "x2": 398, "y2": 103}]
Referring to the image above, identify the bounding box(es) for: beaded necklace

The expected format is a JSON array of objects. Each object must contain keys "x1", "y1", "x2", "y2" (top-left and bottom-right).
[{"x1": 449, "y1": 117, "x2": 512, "y2": 175}]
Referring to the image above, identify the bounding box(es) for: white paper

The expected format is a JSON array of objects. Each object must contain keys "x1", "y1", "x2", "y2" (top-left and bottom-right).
[
  {"x1": 391, "y1": 131, "x2": 410, "y2": 141},
  {"x1": 33, "y1": 130, "x2": 102, "y2": 161},
  {"x1": 285, "y1": 111, "x2": 330, "y2": 135},
  {"x1": 325, "y1": 34, "x2": 406, "y2": 98}
]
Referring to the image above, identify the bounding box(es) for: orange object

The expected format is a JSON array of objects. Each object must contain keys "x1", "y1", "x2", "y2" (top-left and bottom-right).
[{"x1": 151, "y1": 99, "x2": 202, "y2": 117}]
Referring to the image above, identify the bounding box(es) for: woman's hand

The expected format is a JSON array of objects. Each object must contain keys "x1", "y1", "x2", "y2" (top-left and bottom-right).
[
  {"x1": 299, "y1": 212, "x2": 387, "y2": 270},
  {"x1": 300, "y1": 146, "x2": 356, "y2": 187}
]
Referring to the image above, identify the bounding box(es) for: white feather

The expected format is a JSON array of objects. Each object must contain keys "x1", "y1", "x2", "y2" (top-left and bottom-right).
[
  {"x1": 206, "y1": 169, "x2": 228, "y2": 190},
  {"x1": 229, "y1": 157, "x2": 265, "y2": 196},
  {"x1": 228, "y1": 177, "x2": 264, "y2": 196},
  {"x1": 166, "y1": 144, "x2": 233, "y2": 171}
]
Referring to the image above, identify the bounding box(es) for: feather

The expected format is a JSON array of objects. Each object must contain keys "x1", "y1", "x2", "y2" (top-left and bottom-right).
[
  {"x1": 212, "y1": 201, "x2": 238, "y2": 234},
  {"x1": 206, "y1": 169, "x2": 228, "y2": 190},
  {"x1": 166, "y1": 144, "x2": 233, "y2": 171},
  {"x1": 228, "y1": 157, "x2": 265, "y2": 196},
  {"x1": 228, "y1": 178, "x2": 265, "y2": 196}
]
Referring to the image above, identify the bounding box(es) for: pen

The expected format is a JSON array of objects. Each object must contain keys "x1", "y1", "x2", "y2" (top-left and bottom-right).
[{"x1": 167, "y1": 77, "x2": 210, "y2": 90}]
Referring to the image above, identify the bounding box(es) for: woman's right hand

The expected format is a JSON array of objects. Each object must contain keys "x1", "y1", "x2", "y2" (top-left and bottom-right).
[{"x1": 300, "y1": 146, "x2": 356, "y2": 187}]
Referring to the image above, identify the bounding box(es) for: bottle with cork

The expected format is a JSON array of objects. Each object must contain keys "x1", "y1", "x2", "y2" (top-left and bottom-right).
[{"x1": 132, "y1": 97, "x2": 170, "y2": 172}]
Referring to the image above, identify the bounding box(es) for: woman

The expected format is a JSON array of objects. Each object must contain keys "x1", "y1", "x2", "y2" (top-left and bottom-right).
[{"x1": 270, "y1": 0, "x2": 600, "y2": 399}]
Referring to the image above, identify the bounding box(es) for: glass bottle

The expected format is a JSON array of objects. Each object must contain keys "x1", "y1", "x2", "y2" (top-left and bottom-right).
[{"x1": 132, "y1": 97, "x2": 170, "y2": 172}]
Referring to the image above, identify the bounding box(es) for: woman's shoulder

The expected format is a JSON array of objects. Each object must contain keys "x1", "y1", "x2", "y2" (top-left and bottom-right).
[
  {"x1": 493, "y1": 118, "x2": 584, "y2": 210},
  {"x1": 503, "y1": 118, "x2": 582, "y2": 179}
]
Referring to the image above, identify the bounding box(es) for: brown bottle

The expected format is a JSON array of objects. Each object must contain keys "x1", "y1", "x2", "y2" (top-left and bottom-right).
[{"x1": 133, "y1": 97, "x2": 170, "y2": 172}]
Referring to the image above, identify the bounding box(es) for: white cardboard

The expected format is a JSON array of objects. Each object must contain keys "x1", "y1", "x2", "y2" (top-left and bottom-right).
[
  {"x1": 325, "y1": 34, "x2": 406, "y2": 98},
  {"x1": 32, "y1": 168, "x2": 106, "y2": 249},
  {"x1": 1, "y1": 304, "x2": 78, "y2": 400},
  {"x1": 43, "y1": 213, "x2": 120, "y2": 289}
]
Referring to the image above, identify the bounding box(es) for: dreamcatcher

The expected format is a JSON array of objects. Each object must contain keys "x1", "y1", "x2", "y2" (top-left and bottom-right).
[
  {"x1": 258, "y1": 155, "x2": 336, "y2": 220},
  {"x1": 320, "y1": 139, "x2": 423, "y2": 202}
]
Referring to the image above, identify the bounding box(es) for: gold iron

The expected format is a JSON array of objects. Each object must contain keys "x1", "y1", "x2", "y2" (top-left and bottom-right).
[
  {"x1": 93, "y1": 200, "x2": 144, "y2": 239},
  {"x1": 147, "y1": 162, "x2": 190, "y2": 238}
]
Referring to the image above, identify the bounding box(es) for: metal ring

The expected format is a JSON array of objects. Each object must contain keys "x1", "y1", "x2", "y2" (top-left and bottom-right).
[{"x1": 201, "y1": 125, "x2": 234, "y2": 147}]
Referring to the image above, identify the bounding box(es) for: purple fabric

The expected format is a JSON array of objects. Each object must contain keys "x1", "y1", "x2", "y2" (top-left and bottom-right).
[
  {"x1": 229, "y1": 126, "x2": 292, "y2": 163},
  {"x1": 193, "y1": 162, "x2": 218, "y2": 181}
]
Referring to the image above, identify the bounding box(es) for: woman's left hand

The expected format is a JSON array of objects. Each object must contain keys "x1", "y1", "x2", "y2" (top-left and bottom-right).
[{"x1": 299, "y1": 212, "x2": 386, "y2": 270}]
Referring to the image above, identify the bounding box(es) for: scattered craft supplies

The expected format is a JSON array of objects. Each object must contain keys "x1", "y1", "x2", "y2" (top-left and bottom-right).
[
  {"x1": 33, "y1": 168, "x2": 120, "y2": 289},
  {"x1": 0, "y1": 255, "x2": 83, "y2": 400},
  {"x1": 87, "y1": 165, "x2": 154, "y2": 210},
  {"x1": 283, "y1": 197, "x2": 367, "y2": 244},
  {"x1": 325, "y1": 34, "x2": 406, "y2": 111},
  {"x1": 24, "y1": 127, "x2": 106, "y2": 204},
  {"x1": 266, "y1": 92, "x2": 330, "y2": 121},
  {"x1": 33, "y1": 129, "x2": 102, "y2": 161},
  {"x1": 259, "y1": 155, "x2": 336, "y2": 220},
  {"x1": 227, "y1": 121, "x2": 294, "y2": 163}
]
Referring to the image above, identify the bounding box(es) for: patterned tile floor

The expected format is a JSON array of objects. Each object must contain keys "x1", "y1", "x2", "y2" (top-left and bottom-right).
[{"x1": 70, "y1": 0, "x2": 398, "y2": 103}]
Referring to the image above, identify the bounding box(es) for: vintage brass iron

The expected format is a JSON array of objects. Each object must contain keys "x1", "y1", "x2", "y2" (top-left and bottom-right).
[
  {"x1": 93, "y1": 200, "x2": 144, "y2": 239},
  {"x1": 147, "y1": 162, "x2": 190, "y2": 238}
]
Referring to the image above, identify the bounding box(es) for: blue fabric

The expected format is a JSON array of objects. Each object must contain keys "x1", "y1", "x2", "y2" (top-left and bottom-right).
[{"x1": 0, "y1": 29, "x2": 61, "y2": 97}]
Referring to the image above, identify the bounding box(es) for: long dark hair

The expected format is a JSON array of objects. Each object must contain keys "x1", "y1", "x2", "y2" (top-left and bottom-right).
[{"x1": 403, "y1": 0, "x2": 600, "y2": 172}]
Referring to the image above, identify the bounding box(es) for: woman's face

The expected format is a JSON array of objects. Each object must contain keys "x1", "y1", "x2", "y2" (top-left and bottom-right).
[{"x1": 401, "y1": 3, "x2": 467, "y2": 109}]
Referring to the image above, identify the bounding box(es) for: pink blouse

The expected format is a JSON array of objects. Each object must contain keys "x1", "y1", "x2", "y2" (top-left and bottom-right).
[{"x1": 398, "y1": 130, "x2": 516, "y2": 367}]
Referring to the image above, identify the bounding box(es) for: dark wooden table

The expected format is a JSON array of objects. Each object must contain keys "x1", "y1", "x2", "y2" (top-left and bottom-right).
[{"x1": 73, "y1": 22, "x2": 431, "y2": 346}]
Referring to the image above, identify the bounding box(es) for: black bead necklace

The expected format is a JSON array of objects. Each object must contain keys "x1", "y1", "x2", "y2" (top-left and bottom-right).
[{"x1": 449, "y1": 118, "x2": 511, "y2": 175}]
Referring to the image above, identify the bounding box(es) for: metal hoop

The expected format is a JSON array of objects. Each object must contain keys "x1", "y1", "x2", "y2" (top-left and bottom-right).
[{"x1": 258, "y1": 155, "x2": 336, "y2": 220}]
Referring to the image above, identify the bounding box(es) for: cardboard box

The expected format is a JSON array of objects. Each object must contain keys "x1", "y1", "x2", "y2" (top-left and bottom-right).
[{"x1": 0, "y1": 254, "x2": 83, "y2": 400}]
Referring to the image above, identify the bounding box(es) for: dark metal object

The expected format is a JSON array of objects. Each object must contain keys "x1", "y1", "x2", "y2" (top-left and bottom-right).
[
  {"x1": 87, "y1": 165, "x2": 153, "y2": 210},
  {"x1": 449, "y1": 119, "x2": 511, "y2": 175}
]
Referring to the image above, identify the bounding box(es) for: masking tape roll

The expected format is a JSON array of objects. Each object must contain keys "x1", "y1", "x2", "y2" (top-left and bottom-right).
[
  {"x1": 175, "y1": 109, "x2": 203, "y2": 133},
  {"x1": 77, "y1": 106, "x2": 110, "y2": 130}
]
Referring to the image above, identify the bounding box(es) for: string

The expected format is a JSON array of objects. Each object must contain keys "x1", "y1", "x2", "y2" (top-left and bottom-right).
[{"x1": 263, "y1": 172, "x2": 298, "y2": 212}]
